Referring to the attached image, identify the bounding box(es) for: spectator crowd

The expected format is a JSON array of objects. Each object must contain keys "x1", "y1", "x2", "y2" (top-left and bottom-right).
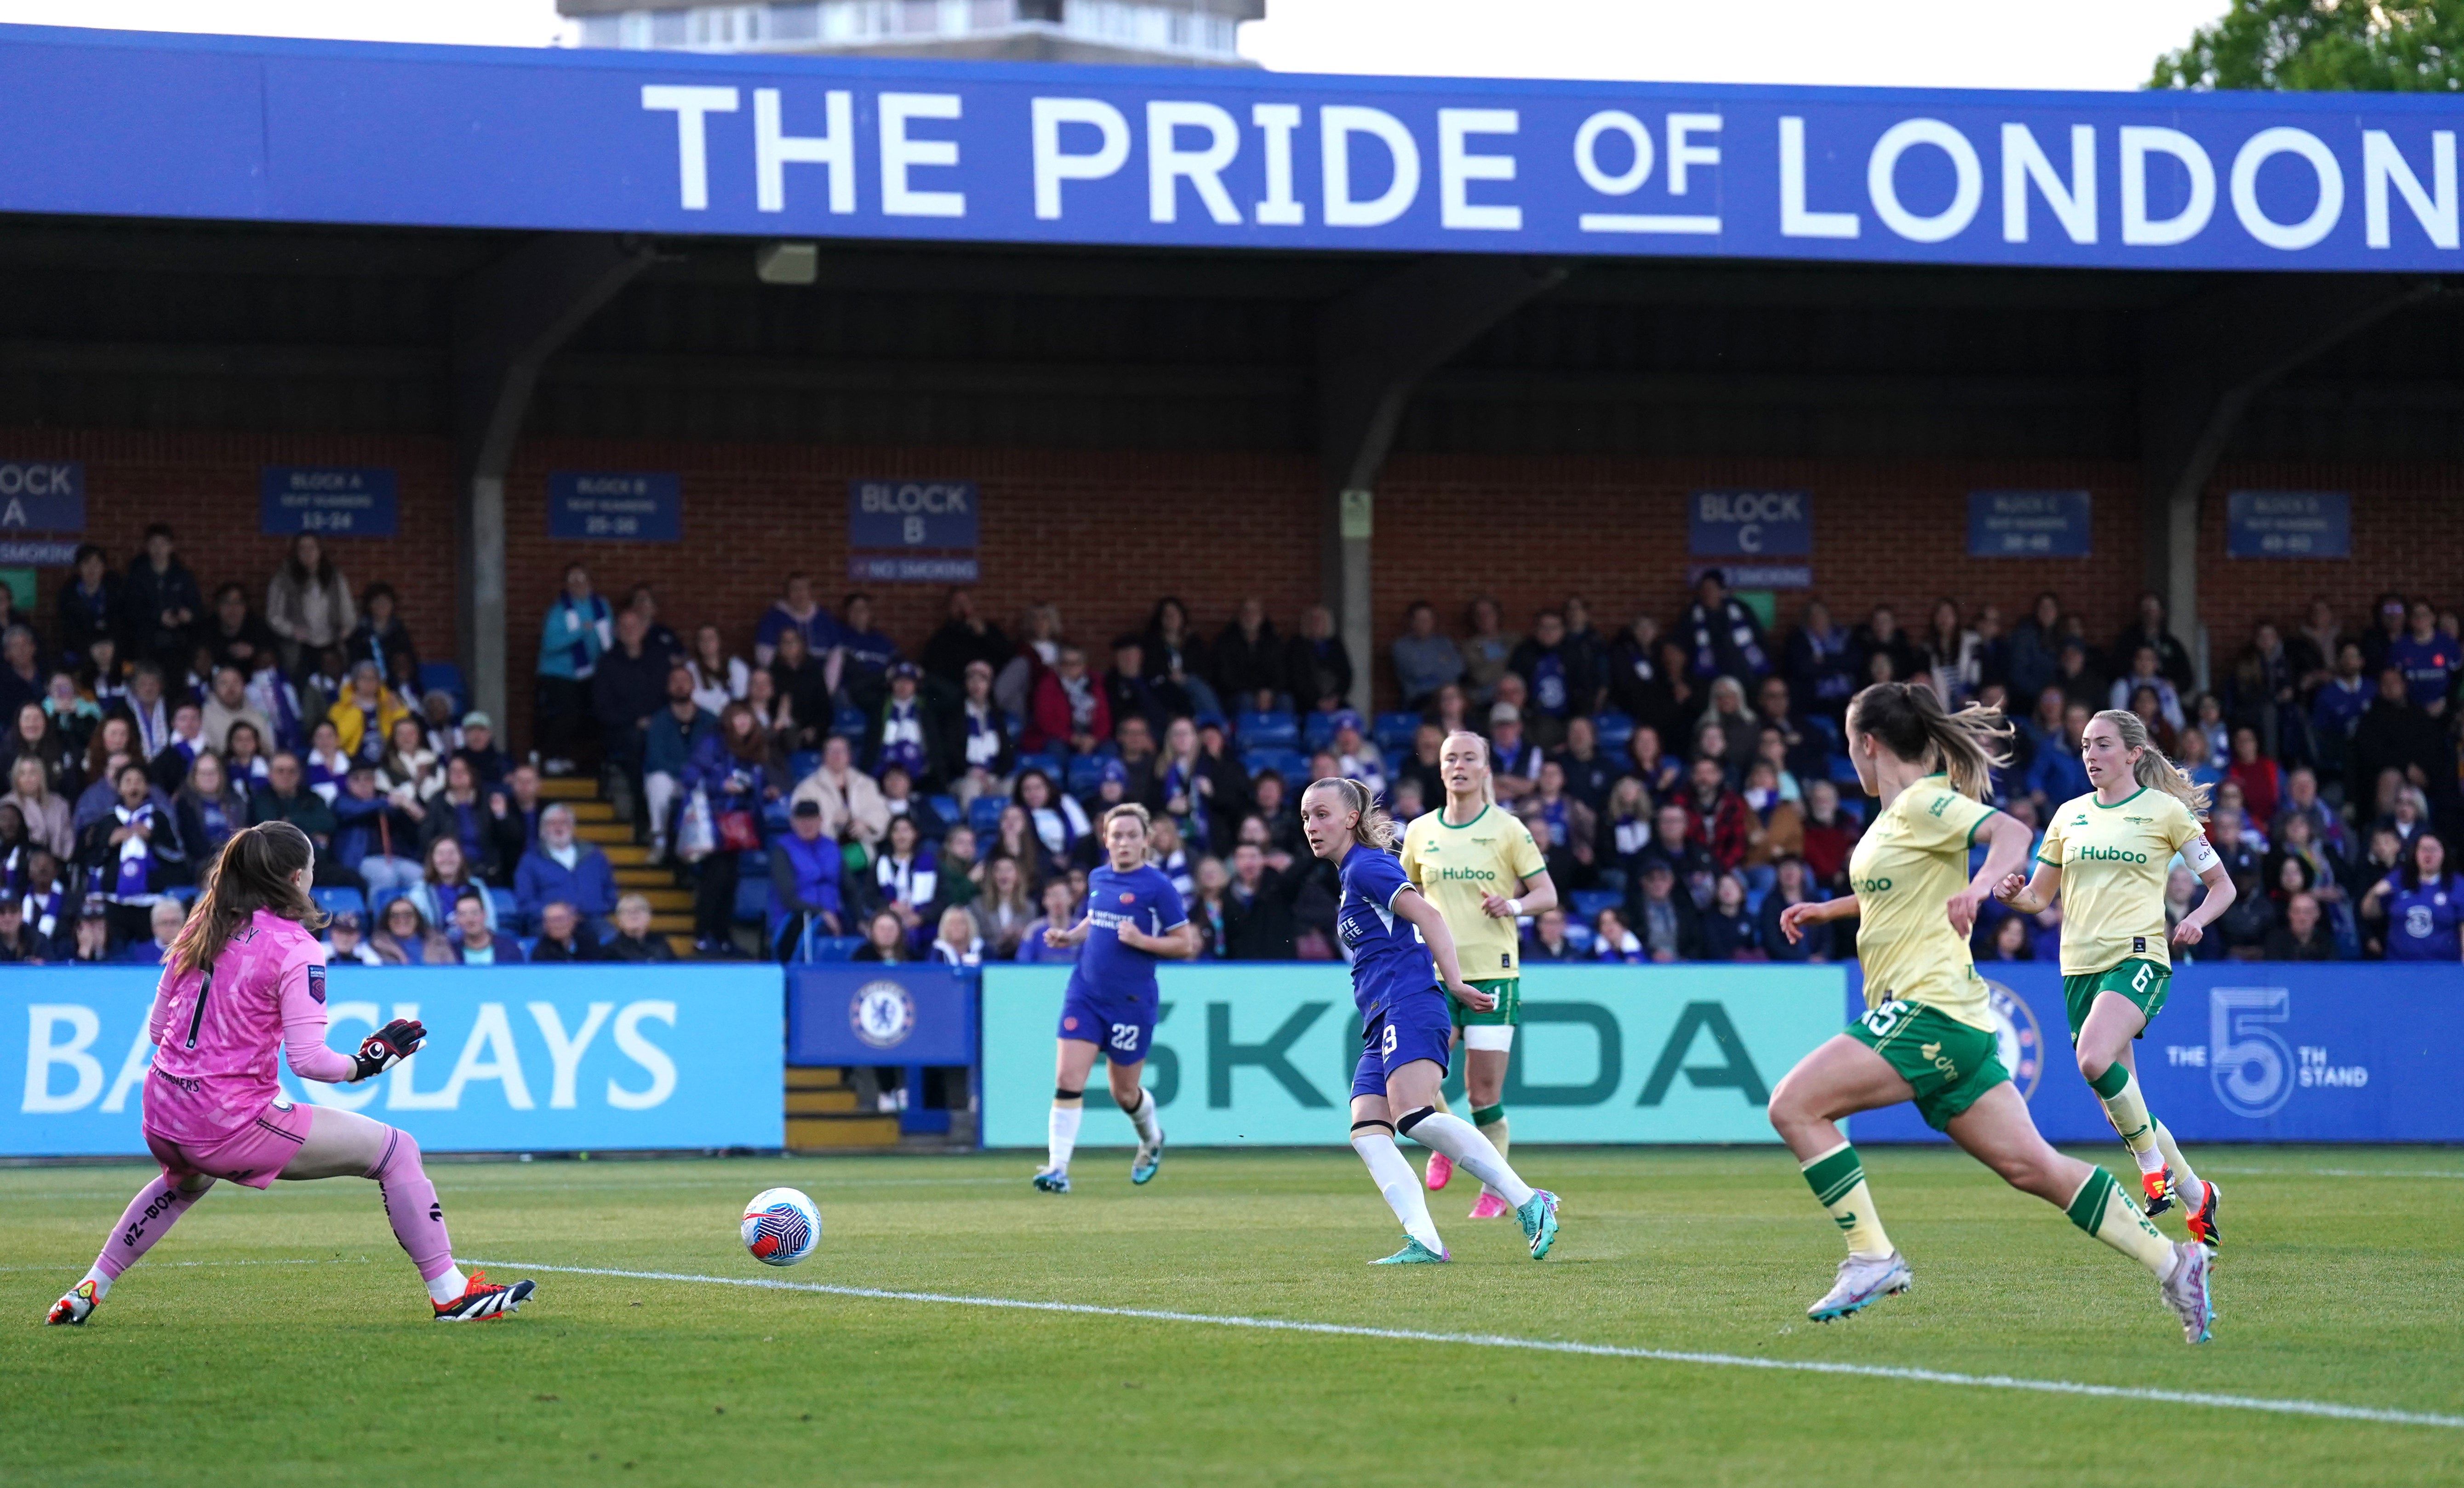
[{"x1": 3, "y1": 529, "x2": 2458, "y2": 970}]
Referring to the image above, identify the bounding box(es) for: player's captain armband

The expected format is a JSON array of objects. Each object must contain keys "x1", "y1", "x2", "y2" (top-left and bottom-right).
[{"x1": 2182, "y1": 834, "x2": 2222, "y2": 874}]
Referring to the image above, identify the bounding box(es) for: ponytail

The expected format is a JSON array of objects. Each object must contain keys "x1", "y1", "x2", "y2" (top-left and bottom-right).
[
  {"x1": 2091, "y1": 708, "x2": 2212, "y2": 818},
  {"x1": 1846, "y1": 681, "x2": 2012, "y2": 802},
  {"x1": 167, "y1": 821, "x2": 326, "y2": 977},
  {"x1": 1306, "y1": 776, "x2": 1400, "y2": 851}
]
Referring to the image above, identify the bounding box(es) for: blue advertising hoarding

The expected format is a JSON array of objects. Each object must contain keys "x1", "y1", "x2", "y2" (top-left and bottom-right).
[
  {"x1": 6, "y1": 965, "x2": 782, "y2": 1156},
  {"x1": 0, "y1": 459, "x2": 84, "y2": 532},
  {"x1": 548, "y1": 470, "x2": 682, "y2": 542},
  {"x1": 0, "y1": 27, "x2": 2454, "y2": 272},
  {"x1": 1967, "y1": 489, "x2": 2091, "y2": 557},
  {"x1": 788, "y1": 964, "x2": 978, "y2": 1067},
  {"x1": 982, "y1": 963, "x2": 1841, "y2": 1149},
  {"x1": 259, "y1": 465, "x2": 399, "y2": 537},
  {"x1": 1688, "y1": 490, "x2": 1812, "y2": 559},
  {"x1": 2226, "y1": 490, "x2": 2351, "y2": 559},
  {"x1": 848, "y1": 478, "x2": 979, "y2": 550},
  {"x1": 1846, "y1": 962, "x2": 2464, "y2": 1145}
]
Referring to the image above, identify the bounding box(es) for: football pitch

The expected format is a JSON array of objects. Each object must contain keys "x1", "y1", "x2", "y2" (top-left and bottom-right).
[{"x1": 6, "y1": 1146, "x2": 2461, "y2": 1486}]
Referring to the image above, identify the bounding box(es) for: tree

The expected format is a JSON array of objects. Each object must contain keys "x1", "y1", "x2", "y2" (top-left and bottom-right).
[{"x1": 2150, "y1": 0, "x2": 2464, "y2": 91}]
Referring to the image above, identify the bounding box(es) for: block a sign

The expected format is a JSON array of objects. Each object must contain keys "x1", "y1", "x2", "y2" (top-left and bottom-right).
[
  {"x1": 1688, "y1": 490, "x2": 1810, "y2": 557},
  {"x1": 0, "y1": 461, "x2": 84, "y2": 532},
  {"x1": 260, "y1": 466, "x2": 399, "y2": 537}
]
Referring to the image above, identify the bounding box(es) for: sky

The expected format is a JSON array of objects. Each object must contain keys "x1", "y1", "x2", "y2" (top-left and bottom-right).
[{"x1": 0, "y1": 0, "x2": 2233, "y2": 91}]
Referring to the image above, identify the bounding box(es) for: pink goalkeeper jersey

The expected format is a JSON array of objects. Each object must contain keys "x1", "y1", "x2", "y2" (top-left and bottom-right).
[{"x1": 143, "y1": 909, "x2": 354, "y2": 1148}]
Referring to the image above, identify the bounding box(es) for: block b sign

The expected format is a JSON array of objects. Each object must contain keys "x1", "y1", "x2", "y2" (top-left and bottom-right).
[
  {"x1": 549, "y1": 472, "x2": 681, "y2": 542},
  {"x1": 849, "y1": 479, "x2": 978, "y2": 549}
]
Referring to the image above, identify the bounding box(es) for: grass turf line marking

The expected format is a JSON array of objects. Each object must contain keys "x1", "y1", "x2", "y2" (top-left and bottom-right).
[{"x1": 471, "y1": 1260, "x2": 2464, "y2": 1432}]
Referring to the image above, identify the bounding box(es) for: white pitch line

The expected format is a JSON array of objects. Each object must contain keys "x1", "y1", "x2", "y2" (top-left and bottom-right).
[
  {"x1": 469, "y1": 1259, "x2": 2464, "y2": 1432},
  {"x1": 2201, "y1": 1168, "x2": 2464, "y2": 1180}
]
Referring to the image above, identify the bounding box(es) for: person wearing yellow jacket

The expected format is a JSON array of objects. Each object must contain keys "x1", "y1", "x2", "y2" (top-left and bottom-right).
[{"x1": 327, "y1": 660, "x2": 411, "y2": 765}]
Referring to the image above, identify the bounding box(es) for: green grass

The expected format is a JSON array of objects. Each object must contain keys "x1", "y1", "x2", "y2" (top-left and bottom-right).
[{"x1": 6, "y1": 1145, "x2": 2463, "y2": 1486}]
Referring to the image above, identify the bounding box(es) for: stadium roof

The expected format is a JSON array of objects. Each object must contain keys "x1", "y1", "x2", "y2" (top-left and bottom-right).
[{"x1": 0, "y1": 23, "x2": 2458, "y2": 272}]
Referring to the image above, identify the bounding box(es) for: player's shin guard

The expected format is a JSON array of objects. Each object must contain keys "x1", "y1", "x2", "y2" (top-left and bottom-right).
[
  {"x1": 1047, "y1": 1086, "x2": 1084, "y2": 1174},
  {"x1": 1395, "y1": 1108, "x2": 1534, "y2": 1208},
  {"x1": 2087, "y1": 1064, "x2": 2165, "y2": 1175},
  {"x1": 91, "y1": 1174, "x2": 208, "y2": 1288},
  {"x1": 1470, "y1": 1103, "x2": 1509, "y2": 1162},
  {"x1": 2065, "y1": 1166, "x2": 2175, "y2": 1279},
  {"x1": 1799, "y1": 1141, "x2": 1892, "y2": 1259},
  {"x1": 1352, "y1": 1121, "x2": 1444, "y2": 1254},
  {"x1": 367, "y1": 1126, "x2": 459, "y2": 1293}
]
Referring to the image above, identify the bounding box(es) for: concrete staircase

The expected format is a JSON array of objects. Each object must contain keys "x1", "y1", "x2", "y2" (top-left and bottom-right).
[
  {"x1": 785, "y1": 1065, "x2": 901, "y2": 1150},
  {"x1": 536, "y1": 774, "x2": 698, "y2": 957}
]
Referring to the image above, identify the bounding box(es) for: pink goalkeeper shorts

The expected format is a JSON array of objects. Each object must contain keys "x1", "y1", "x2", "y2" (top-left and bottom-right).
[{"x1": 145, "y1": 1096, "x2": 315, "y2": 1190}]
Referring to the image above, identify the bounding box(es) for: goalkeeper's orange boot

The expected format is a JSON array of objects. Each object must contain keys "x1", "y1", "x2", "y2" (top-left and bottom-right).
[
  {"x1": 2139, "y1": 1164, "x2": 2176, "y2": 1218},
  {"x1": 45, "y1": 1280, "x2": 98, "y2": 1327}
]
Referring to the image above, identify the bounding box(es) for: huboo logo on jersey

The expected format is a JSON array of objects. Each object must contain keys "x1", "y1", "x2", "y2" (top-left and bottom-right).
[
  {"x1": 1852, "y1": 875, "x2": 1893, "y2": 893},
  {"x1": 20, "y1": 999, "x2": 681, "y2": 1115},
  {"x1": 2077, "y1": 845, "x2": 2150, "y2": 864},
  {"x1": 849, "y1": 980, "x2": 917, "y2": 1051},
  {"x1": 1437, "y1": 865, "x2": 1498, "y2": 883},
  {"x1": 1979, "y1": 978, "x2": 2042, "y2": 1101}
]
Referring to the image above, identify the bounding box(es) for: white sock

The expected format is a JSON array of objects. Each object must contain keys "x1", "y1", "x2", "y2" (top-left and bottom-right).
[
  {"x1": 1123, "y1": 1088, "x2": 1162, "y2": 1145},
  {"x1": 2153, "y1": 1120, "x2": 2201, "y2": 1197},
  {"x1": 1403, "y1": 1111, "x2": 1534, "y2": 1209},
  {"x1": 1047, "y1": 1103, "x2": 1082, "y2": 1173},
  {"x1": 1352, "y1": 1132, "x2": 1444, "y2": 1253},
  {"x1": 79, "y1": 1267, "x2": 112, "y2": 1300},
  {"x1": 425, "y1": 1267, "x2": 468, "y2": 1306}
]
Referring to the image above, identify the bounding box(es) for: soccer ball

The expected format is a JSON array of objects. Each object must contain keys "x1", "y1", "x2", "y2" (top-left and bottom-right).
[{"x1": 740, "y1": 1187, "x2": 821, "y2": 1267}]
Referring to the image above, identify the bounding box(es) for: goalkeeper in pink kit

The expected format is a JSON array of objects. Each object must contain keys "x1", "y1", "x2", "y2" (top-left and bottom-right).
[{"x1": 46, "y1": 821, "x2": 536, "y2": 1326}]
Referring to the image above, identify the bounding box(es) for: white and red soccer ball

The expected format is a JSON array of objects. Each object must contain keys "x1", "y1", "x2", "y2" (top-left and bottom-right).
[{"x1": 741, "y1": 1187, "x2": 822, "y2": 1267}]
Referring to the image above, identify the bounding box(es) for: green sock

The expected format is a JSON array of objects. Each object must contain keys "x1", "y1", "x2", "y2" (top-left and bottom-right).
[
  {"x1": 2065, "y1": 1167, "x2": 2174, "y2": 1278},
  {"x1": 2089, "y1": 1064, "x2": 2165, "y2": 1174},
  {"x1": 1801, "y1": 1141, "x2": 1891, "y2": 1259}
]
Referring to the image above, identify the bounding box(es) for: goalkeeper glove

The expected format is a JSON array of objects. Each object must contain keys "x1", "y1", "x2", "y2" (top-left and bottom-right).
[{"x1": 350, "y1": 1019, "x2": 427, "y2": 1082}]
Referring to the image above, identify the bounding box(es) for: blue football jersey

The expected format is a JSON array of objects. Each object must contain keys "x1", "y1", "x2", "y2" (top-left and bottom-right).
[
  {"x1": 1066, "y1": 863, "x2": 1189, "y2": 1005},
  {"x1": 1336, "y1": 847, "x2": 1437, "y2": 1015}
]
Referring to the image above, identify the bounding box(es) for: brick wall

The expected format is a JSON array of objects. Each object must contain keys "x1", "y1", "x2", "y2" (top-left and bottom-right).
[{"x1": 13, "y1": 426, "x2": 2458, "y2": 747}]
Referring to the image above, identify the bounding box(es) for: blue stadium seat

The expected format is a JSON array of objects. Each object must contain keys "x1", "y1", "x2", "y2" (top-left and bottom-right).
[
  {"x1": 1242, "y1": 747, "x2": 1305, "y2": 783},
  {"x1": 488, "y1": 887, "x2": 517, "y2": 926},
  {"x1": 1065, "y1": 755, "x2": 1108, "y2": 798},
  {"x1": 1300, "y1": 711, "x2": 1337, "y2": 750},
  {"x1": 1592, "y1": 711, "x2": 1636, "y2": 750},
  {"x1": 787, "y1": 750, "x2": 820, "y2": 782},
  {"x1": 1807, "y1": 713, "x2": 1842, "y2": 751},
  {"x1": 417, "y1": 662, "x2": 468, "y2": 712},
  {"x1": 927, "y1": 794, "x2": 960, "y2": 824},
  {"x1": 312, "y1": 886, "x2": 366, "y2": 921},
  {"x1": 1569, "y1": 888, "x2": 1622, "y2": 922},
  {"x1": 517, "y1": 937, "x2": 539, "y2": 957},
  {"x1": 1234, "y1": 709, "x2": 1298, "y2": 748},
  {"x1": 166, "y1": 884, "x2": 199, "y2": 905},
  {"x1": 1564, "y1": 924, "x2": 1595, "y2": 952},
  {"x1": 1372, "y1": 711, "x2": 1420, "y2": 755},
  {"x1": 809, "y1": 934, "x2": 864, "y2": 963},
  {"x1": 830, "y1": 705, "x2": 868, "y2": 740},
  {"x1": 968, "y1": 796, "x2": 1005, "y2": 836},
  {"x1": 1829, "y1": 755, "x2": 1862, "y2": 785},
  {"x1": 733, "y1": 855, "x2": 771, "y2": 925}
]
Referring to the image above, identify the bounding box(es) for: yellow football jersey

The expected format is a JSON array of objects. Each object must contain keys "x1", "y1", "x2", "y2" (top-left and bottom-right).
[
  {"x1": 2039, "y1": 787, "x2": 2212, "y2": 976},
  {"x1": 1399, "y1": 804, "x2": 1545, "y2": 979},
  {"x1": 1847, "y1": 775, "x2": 1999, "y2": 1031}
]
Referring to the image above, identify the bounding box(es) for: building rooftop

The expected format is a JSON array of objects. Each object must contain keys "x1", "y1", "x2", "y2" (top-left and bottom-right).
[{"x1": 557, "y1": 0, "x2": 1265, "y2": 67}]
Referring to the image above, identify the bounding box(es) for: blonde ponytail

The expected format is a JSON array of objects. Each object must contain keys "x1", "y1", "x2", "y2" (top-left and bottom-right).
[
  {"x1": 2092, "y1": 708, "x2": 2212, "y2": 818},
  {"x1": 1846, "y1": 681, "x2": 2012, "y2": 802},
  {"x1": 1306, "y1": 776, "x2": 1400, "y2": 850}
]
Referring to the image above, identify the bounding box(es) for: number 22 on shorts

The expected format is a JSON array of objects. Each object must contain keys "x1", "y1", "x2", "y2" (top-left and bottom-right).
[{"x1": 1109, "y1": 1023, "x2": 1139, "y2": 1052}]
